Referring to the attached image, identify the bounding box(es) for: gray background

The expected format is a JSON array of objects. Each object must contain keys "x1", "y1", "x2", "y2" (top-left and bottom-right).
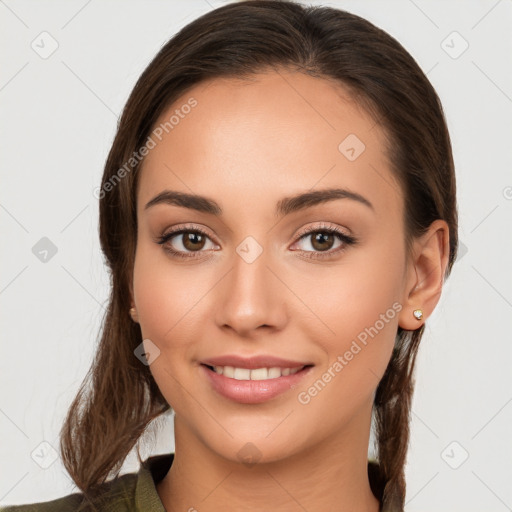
[{"x1": 1, "y1": 0, "x2": 511, "y2": 510}]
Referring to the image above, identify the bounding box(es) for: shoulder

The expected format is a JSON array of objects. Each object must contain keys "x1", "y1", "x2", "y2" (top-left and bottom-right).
[
  {"x1": 0, "y1": 493, "x2": 82, "y2": 512},
  {"x1": 0, "y1": 453, "x2": 174, "y2": 512},
  {"x1": 0, "y1": 472, "x2": 139, "y2": 512}
]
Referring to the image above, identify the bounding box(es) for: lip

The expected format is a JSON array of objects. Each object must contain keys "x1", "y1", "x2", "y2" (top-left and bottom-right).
[
  {"x1": 201, "y1": 354, "x2": 311, "y2": 369},
  {"x1": 200, "y1": 363, "x2": 314, "y2": 404}
]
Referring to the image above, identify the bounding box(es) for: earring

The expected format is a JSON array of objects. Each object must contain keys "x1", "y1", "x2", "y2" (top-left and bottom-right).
[
  {"x1": 129, "y1": 307, "x2": 137, "y2": 321},
  {"x1": 413, "y1": 309, "x2": 423, "y2": 320}
]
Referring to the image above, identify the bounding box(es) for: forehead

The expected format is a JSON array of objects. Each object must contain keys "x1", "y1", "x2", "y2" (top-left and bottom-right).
[{"x1": 137, "y1": 70, "x2": 402, "y2": 222}]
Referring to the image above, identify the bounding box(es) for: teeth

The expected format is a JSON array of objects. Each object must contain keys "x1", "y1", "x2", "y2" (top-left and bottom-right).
[
  {"x1": 233, "y1": 368, "x2": 251, "y2": 380},
  {"x1": 268, "y1": 367, "x2": 281, "y2": 379},
  {"x1": 209, "y1": 365, "x2": 304, "y2": 380},
  {"x1": 223, "y1": 366, "x2": 235, "y2": 378},
  {"x1": 250, "y1": 368, "x2": 269, "y2": 380}
]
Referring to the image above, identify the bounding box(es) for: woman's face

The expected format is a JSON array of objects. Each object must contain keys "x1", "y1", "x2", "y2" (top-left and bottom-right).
[{"x1": 132, "y1": 70, "x2": 413, "y2": 463}]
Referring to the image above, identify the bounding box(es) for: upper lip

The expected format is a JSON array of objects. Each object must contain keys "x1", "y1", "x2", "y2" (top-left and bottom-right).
[{"x1": 201, "y1": 355, "x2": 312, "y2": 369}]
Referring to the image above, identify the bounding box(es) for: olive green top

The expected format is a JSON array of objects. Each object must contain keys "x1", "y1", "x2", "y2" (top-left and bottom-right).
[
  {"x1": 0, "y1": 454, "x2": 171, "y2": 512},
  {"x1": 0, "y1": 454, "x2": 385, "y2": 511}
]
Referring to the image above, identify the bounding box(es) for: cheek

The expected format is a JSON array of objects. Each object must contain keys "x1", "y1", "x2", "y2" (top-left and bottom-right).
[
  {"x1": 296, "y1": 253, "x2": 402, "y2": 336},
  {"x1": 291, "y1": 245, "x2": 404, "y2": 394},
  {"x1": 292, "y1": 296, "x2": 399, "y2": 422},
  {"x1": 131, "y1": 246, "x2": 205, "y2": 408},
  {"x1": 133, "y1": 242, "x2": 178, "y2": 340},
  {"x1": 132, "y1": 244, "x2": 215, "y2": 352}
]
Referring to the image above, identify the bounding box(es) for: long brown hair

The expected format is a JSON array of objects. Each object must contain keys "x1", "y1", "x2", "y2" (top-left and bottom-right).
[{"x1": 60, "y1": 1, "x2": 458, "y2": 510}]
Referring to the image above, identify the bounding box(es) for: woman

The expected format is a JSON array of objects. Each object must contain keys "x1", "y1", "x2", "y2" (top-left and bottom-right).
[{"x1": 1, "y1": 1, "x2": 457, "y2": 511}]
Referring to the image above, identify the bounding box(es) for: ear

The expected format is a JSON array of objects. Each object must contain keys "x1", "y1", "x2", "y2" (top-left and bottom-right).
[
  {"x1": 398, "y1": 219, "x2": 450, "y2": 330},
  {"x1": 128, "y1": 276, "x2": 139, "y2": 322}
]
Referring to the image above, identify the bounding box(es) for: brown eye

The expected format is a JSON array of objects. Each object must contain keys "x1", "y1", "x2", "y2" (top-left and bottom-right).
[
  {"x1": 291, "y1": 224, "x2": 358, "y2": 260},
  {"x1": 156, "y1": 226, "x2": 218, "y2": 259},
  {"x1": 310, "y1": 232, "x2": 336, "y2": 252},
  {"x1": 181, "y1": 232, "x2": 207, "y2": 251},
  {"x1": 295, "y1": 230, "x2": 343, "y2": 253}
]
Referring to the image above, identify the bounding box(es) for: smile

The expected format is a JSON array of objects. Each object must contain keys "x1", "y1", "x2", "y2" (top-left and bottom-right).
[
  {"x1": 201, "y1": 363, "x2": 314, "y2": 404},
  {"x1": 205, "y1": 365, "x2": 305, "y2": 380}
]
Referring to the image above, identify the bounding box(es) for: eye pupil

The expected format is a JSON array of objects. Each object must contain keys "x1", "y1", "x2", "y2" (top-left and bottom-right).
[
  {"x1": 183, "y1": 232, "x2": 206, "y2": 251},
  {"x1": 312, "y1": 232, "x2": 334, "y2": 251}
]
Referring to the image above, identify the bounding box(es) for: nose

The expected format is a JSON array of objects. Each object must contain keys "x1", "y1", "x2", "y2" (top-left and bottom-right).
[{"x1": 214, "y1": 244, "x2": 288, "y2": 338}]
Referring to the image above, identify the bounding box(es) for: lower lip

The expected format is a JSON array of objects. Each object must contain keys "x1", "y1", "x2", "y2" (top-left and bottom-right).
[{"x1": 200, "y1": 364, "x2": 313, "y2": 404}]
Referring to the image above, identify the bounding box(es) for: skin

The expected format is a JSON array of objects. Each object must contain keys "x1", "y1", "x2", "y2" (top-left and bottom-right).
[{"x1": 130, "y1": 69, "x2": 449, "y2": 512}]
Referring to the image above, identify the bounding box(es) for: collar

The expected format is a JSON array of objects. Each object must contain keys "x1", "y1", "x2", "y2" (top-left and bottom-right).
[{"x1": 135, "y1": 453, "x2": 174, "y2": 511}]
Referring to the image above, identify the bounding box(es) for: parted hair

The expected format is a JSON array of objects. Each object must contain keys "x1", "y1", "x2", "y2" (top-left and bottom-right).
[{"x1": 59, "y1": 1, "x2": 458, "y2": 511}]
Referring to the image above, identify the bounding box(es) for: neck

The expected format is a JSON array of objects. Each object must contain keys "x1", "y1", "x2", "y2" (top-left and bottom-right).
[{"x1": 156, "y1": 407, "x2": 381, "y2": 512}]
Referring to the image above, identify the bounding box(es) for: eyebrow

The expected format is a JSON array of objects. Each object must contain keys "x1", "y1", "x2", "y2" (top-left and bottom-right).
[{"x1": 144, "y1": 187, "x2": 374, "y2": 216}]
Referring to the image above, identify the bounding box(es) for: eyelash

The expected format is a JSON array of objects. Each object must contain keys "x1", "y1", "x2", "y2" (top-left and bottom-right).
[{"x1": 156, "y1": 223, "x2": 358, "y2": 261}]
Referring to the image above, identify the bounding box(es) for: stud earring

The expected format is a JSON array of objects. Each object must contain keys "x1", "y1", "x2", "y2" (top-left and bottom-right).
[
  {"x1": 413, "y1": 309, "x2": 423, "y2": 320},
  {"x1": 129, "y1": 307, "x2": 137, "y2": 321}
]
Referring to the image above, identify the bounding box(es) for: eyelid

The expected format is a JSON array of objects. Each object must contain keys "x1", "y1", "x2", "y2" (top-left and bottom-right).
[
  {"x1": 292, "y1": 221, "x2": 351, "y2": 241},
  {"x1": 157, "y1": 221, "x2": 350, "y2": 245},
  {"x1": 156, "y1": 223, "x2": 218, "y2": 243},
  {"x1": 156, "y1": 221, "x2": 357, "y2": 260}
]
